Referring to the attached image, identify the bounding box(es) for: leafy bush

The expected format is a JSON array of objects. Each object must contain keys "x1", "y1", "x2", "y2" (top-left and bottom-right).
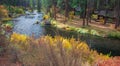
[
  {"x1": 1, "y1": 21, "x2": 13, "y2": 32},
  {"x1": 76, "y1": 28, "x2": 100, "y2": 36},
  {"x1": 10, "y1": 33, "x2": 28, "y2": 43},
  {"x1": 91, "y1": 14, "x2": 98, "y2": 20},
  {"x1": 14, "y1": 8, "x2": 24, "y2": 14},
  {"x1": 8, "y1": 33, "x2": 112, "y2": 66},
  {"x1": 51, "y1": 20, "x2": 57, "y2": 26},
  {"x1": 77, "y1": 28, "x2": 89, "y2": 34},
  {"x1": 43, "y1": 15, "x2": 50, "y2": 20},
  {"x1": 0, "y1": 5, "x2": 8, "y2": 18},
  {"x1": 90, "y1": 29, "x2": 100, "y2": 36},
  {"x1": 8, "y1": 6, "x2": 15, "y2": 13},
  {"x1": 69, "y1": 11, "x2": 74, "y2": 19}
]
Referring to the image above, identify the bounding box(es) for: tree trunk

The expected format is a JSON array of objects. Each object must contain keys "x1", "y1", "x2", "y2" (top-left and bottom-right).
[
  {"x1": 64, "y1": 0, "x2": 69, "y2": 22},
  {"x1": 52, "y1": 0, "x2": 56, "y2": 20},
  {"x1": 82, "y1": 0, "x2": 87, "y2": 26},
  {"x1": 54, "y1": 6, "x2": 56, "y2": 20},
  {"x1": 104, "y1": 0, "x2": 109, "y2": 25},
  {"x1": 86, "y1": 0, "x2": 89, "y2": 25},
  {"x1": 115, "y1": 0, "x2": 120, "y2": 29},
  {"x1": 83, "y1": 9, "x2": 86, "y2": 26}
]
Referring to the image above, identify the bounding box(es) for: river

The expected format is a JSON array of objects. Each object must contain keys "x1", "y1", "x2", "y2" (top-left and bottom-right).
[
  {"x1": 12, "y1": 11, "x2": 120, "y2": 56},
  {"x1": 13, "y1": 11, "x2": 45, "y2": 38}
]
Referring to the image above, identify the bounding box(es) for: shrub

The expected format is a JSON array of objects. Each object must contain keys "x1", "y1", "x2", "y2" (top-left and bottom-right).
[
  {"x1": 0, "y1": 21, "x2": 9, "y2": 55},
  {"x1": 94, "y1": 57, "x2": 120, "y2": 66},
  {"x1": 8, "y1": 33, "x2": 112, "y2": 66},
  {"x1": 51, "y1": 20, "x2": 57, "y2": 26},
  {"x1": 77, "y1": 28, "x2": 89, "y2": 34},
  {"x1": 69, "y1": 11, "x2": 74, "y2": 19},
  {"x1": 91, "y1": 14, "x2": 98, "y2": 20},
  {"x1": 90, "y1": 29, "x2": 100, "y2": 36},
  {"x1": 43, "y1": 15, "x2": 49, "y2": 20},
  {"x1": 14, "y1": 8, "x2": 24, "y2": 14},
  {"x1": 1, "y1": 21, "x2": 13, "y2": 32},
  {"x1": 8, "y1": 6, "x2": 15, "y2": 13},
  {"x1": 0, "y1": 5, "x2": 8, "y2": 18}
]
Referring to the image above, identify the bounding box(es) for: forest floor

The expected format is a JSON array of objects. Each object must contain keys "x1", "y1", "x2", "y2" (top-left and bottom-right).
[{"x1": 55, "y1": 13, "x2": 120, "y2": 35}]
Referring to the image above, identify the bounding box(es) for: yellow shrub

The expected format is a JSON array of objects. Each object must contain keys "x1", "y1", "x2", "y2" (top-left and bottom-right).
[
  {"x1": 62, "y1": 39, "x2": 72, "y2": 49},
  {"x1": 69, "y1": 11, "x2": 74, "y2": 19},
  {"x1": 92, "y1": 14, "x2": 98, "y2": 19},
  {"x1": 9, "y1": 34, "x2": 111, "y2": 66},
  {"x1": 99, "y1": 17, "x2": 105, "y2": 23},
  {"x1": 51, "y1": 20, "x2": 57, "y2": 25},
  {"x1": 10, "y1": 32, "x2": 27, "y2": 43},
  {"x1": 43, "y1": 15, "x2": 49, "y2": 20},
  {"x1": 77, "y1": 42, "x2": 89, "y2": 50}
]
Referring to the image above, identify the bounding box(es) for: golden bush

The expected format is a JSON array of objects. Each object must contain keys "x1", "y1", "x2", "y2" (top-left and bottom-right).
[
  {"x1": 8, "y1": 33, "x2": 111, "y2": 66},
  {"x1": 69, "y1": 11, "x2": 74, "y2": 19},
  {"x1": 10, "y1": 32, "x2": 27, "y2": 43},
  {"x1": 43, "y1": 15, "x2": 49, "y2": 20}
]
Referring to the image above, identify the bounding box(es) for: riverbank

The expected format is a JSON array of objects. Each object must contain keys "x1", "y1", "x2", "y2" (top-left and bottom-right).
[
  {"x1": 43, "y1": 14, "x2": 120, "y2": 56},
  {"x1": 50, "y1": 14, "x2": 120, "y2": 40}
]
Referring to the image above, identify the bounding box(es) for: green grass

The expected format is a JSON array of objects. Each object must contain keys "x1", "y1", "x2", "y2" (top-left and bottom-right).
[
  {"x1": 3, "y1": 21, "x2": 14, "y2": 27},
  {"x1": 107, "y1": 32, "x2": 120, "y2": 40}
]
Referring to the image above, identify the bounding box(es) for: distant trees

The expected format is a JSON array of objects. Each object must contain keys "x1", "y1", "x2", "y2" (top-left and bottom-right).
[
  {"x1": 0, "y1": 0, "x2": 37, "y2": 9},
  {"x1": 114, "y1": 0, "x2": 120, "y2": 28},
  {"x1": 37, "y1": 0, "x2": 41, "y2": 12},
  {"x1": 41, "y1": 0, "x2": 52, "y2": 13},
  {"x1": 0, "y1": 0, "x2": 119, "y2": 28}
]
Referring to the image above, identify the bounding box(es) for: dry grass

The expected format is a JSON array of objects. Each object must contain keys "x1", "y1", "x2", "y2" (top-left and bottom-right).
[{"x1": 6, "y1": 33, "x2": 112, "y2": 66}]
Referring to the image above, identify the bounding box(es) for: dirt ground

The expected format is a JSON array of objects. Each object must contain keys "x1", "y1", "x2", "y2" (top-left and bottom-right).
[{"x1": 56, "y1": 14, "x2": 120, "y2": 32}]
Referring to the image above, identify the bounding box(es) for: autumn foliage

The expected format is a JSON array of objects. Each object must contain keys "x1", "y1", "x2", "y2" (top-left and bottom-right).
[
  {"x1": 6, "y1": 33, "x2": 120, "y2": 66},
  {"x1": 95, "y1": 57, "x2": 120, "y2": 66},
  {"x1": 0, "y1": 5, "x2": 8, "y2": 18}
]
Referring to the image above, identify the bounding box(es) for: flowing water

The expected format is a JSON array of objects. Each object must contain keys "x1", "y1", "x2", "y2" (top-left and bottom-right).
[{"x1": 13, "y1": 11, "x2": 45, "y2": 38}]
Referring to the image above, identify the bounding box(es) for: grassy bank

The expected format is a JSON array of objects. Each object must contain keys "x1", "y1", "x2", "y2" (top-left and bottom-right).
[{"x1": 48, "y1": 19, "x2": 120, "y2": 40}]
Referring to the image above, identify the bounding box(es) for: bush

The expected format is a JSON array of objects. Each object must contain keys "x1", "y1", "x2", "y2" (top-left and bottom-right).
[
  {"x1": 69, "y1": 11, "x2": 74, "y2": 19},
  {"x1": 0, "y1": 21, "x2": 9, "y2": 55},
  {"x1": 43, "y1": 15, "x2": 50, "y2": 20},
  {"x1": 8, "y1": 33, "x2": 112, "y2": 66},
  {"x1": 0, "y1": 5, "x2": 8, "y2": 18},
  {"x1": 95, "y1": 57, "x2": 120, "y2": 66},
  {"x1": 1, "y1": 21, "x2": 13, "y2": 32},
  {"x1": 15, "y1": 8, "x2": 24, "y2": 14}
]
